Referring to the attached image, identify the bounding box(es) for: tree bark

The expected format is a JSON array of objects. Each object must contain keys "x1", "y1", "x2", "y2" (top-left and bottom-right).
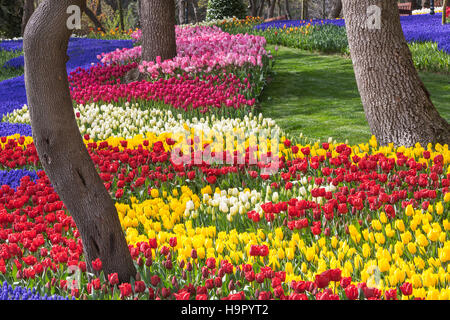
[
  {"x1": 140, "y1": 0, "x2": 177, "y2": 62},
  {"x1": 191, "y1": 0, "x2": 199, "y2": 22},
  {"x1": 322, "y1": 0, "x2": 326, "y2": 19},
  {"x1": 117, "y1": 0, "x2": 125, "y2": 31},
  {"x1": 342, "y1": 0, "x2": 450, "y2": 147},
  {"x1": 443, "y1": 0, "x2": 448, "y2": 24},
  {"x1": 95, "y1": 0, "x2": 102, "y2": 16},
  {"x1": 84, "y1": 5, "x2": 106, "y2": 33},
  {"x1": 328, "y1": 0, "x2": 342, "y2": 19},
  {"x1": 284, "y1": 0, "x2": 292, "y2": 19},
  {"x1": 21, "y1": 0, "x2": 35, "y2": 36},
  {"x1": 249, "y1": 0, "x2": 258, "y2": 17},
  {"x1": 177, "y1": 0, "x2": 185, "y2": 24},
  {"x1": 258, "y1": 0, "x2": 266, "y2": 17},
  {"x1": 23, "y1": 0, "x2": 137, "y2": 283},
  {"x1": 268, "y1": 0, "x2": 277, "y2": 18},
  {"x1": 301, "y1": 0, "x2": 308, "y2": 19}
]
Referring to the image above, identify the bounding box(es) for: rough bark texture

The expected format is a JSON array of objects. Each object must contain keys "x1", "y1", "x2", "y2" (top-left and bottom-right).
[
  {"x1": 284, "y1": 0, "x2": 292, "y2": 19},
  {"x1": 178, "y1": 0, "x2": 186, "y2": 24},
  {"x1": 443, "y1": 0, "x2": 448, "y2": 24},
  {"x1": 301, "y1": 0, "x2": 308, "y2": 19},
  {"x1": 191, "y1": 0, "x2": 199, "y2": 22},
  {"x1": 21, "y1": 0, "x2": 35, "y2": 35},
  {"x1": 249, "y1": 0, "x2": 258, "y2": 16},
  {"x1": 141, "y1": 0, "x2": 177, "y2": 62},
  {"x1": 95, "y1": 0, "x2": 102, "y2": 15},
  {"x1": 258, "y1": 0, "x2": 266, "y2": 17},
  {"x1": 23, "y1": 0, "x2": 137, "y2": 283},
  {"x1": 321, "y1": 0, "x2": 326, "y2": 18},
  {"x1": 328, "y1": 0, "x2": 341, "y2": 18},
  {"x1": 342, "y1": 0, "x2": 450, "y2": 147},
  {"x1": 117, "y1": 0, "x2": 125, "y2": 31},
  {"x1": 268, "y1": 0, "x2": 277, "y2": 17}
]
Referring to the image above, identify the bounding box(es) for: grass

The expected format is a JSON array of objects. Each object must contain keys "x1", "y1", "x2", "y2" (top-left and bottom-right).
[
  {"x1": 259, "y1": 45, "x2": 450, "y2": 145},
  {"x1": 0, "y1": 49, "x2": 23, "y2": 81},
  {"x1": 220, "y1": 22, "x2": 450, "y2": 74},
  {"x1": 409, "y1": 42, "x2": 450, "y2": 73}
]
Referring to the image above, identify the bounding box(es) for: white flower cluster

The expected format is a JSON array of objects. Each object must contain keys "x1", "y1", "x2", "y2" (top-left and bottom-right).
[
  {"x1": 180, "y1": 17, "x2": 237, "y2": 28},
  {"x1": 412, "y1": 7, "x2": 443, "y2": 14},
  {"x1": 199, "y1": 188, "x2": 262, "y2": 222},
  {"x1": 0, "y1": 37, "x2": 23, "y2": 41},
  {"x1": 4, "y1": 103, "x2": 281, "y2": 141}
]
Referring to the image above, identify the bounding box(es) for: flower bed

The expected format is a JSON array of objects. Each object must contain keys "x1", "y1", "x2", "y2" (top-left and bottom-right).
[
  {"x1": 0, "y1": 131, "x2": 448, "y2": 300},
  {"x1": 0, "y1": 25, "x2": 449, "y2": 300},
  {"x1": 253, "y1": 13, "x2": 450, "y2": 55}
]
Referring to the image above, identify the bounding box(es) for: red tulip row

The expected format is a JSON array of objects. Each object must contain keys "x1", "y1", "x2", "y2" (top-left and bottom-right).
[{"x1": 68, "y1": 63, "x2": 257, "y2": 114}]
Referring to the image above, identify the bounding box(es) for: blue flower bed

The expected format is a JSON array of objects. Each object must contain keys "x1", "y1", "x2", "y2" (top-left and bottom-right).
[
  {"x1": 0, "y1": 281, "x2": 74, "y2": 300},
  {"x1": 0, "y1": 38, "x2": 133, "y2": 119},
  {"x1": 0, "y1": 169, "x2": 40, "y2": 189},
  {"x1": 0, "y1": 40, "x2": 23, "y2": 52},
  {"x1": 2, "y1": 56, "x2": 24, "y2": 69},
  {"x1": 255, "y1": 13, "x2": 450, "y2": 54},
  {"x1": 0, "y1": 38, "x2": 132, "y2": 193},
  {"x1": 0, "y1": 37, "x2": 132, "y2": 121}
]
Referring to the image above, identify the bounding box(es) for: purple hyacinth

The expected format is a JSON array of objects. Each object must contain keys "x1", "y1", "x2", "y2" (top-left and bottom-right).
[
  {"x1": 0, "y1": 281, "x2": 74, "y2": 300},
  {"x1": 0, "y1": 38, "x2": 133, "y2": 129}
]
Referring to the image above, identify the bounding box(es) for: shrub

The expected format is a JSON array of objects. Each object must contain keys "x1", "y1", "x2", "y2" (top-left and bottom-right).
[{"x1": 206, "y1": 0, "x2": 247, "y2": 21}]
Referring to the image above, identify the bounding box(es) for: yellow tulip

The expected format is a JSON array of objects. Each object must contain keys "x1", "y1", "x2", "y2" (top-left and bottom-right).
[
  {"x1": 407, "y1": 242, "x2": 417, "y2": 254},
  {"x1": 395, "y1": 220, "x2": 405, "y2": 232},
  {"x1": 405, "y1": 204, "x2": 414, "y2": 216},
  {"x1": 435, "y1": 201, "x2": 443, "y2": 215}
]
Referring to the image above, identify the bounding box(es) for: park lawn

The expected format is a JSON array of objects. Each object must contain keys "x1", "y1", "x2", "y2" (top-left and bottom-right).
[{"x1": 260, "y1": 45, "x2": 450, "y2": 146}]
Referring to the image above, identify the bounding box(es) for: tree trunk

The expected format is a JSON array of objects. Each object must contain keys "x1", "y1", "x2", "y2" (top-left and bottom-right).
[
  {"x1": 84, "y1": 5, "x2": 106, "y2": 33},
  {"x1": 21, "y1": 0, "x2": 35, "y2": 36},
  {"x1": 301, "y1": 0, "x2": 308, "y2": 19},
  {"x1": 268, "y1": 0, "x2": 277, "y2": 18},
  {"x1": 105, "y1": 0, "x2": 118, "y2": 11},
  {"x1": 249, "y1": 0, "x2": 258, "y2": 17},
  {"x1": 328, "y1": 0, "x2": 342, "y2": 19},
  {"x1": 258, "y1": 0, "x2": 266, "y2": 17},
  {"x1": 140, "y1": 0, "x2": 177, "y2": 62},
  {"x1": 117, "y1": 0, "x2": 125, "y2": 30},
  {"x1": 178, "y1": 0, "x2": 185, "y2": 25},
  {"x1": 322, "y1": 0, "x2": 326, "y2": 19},
  {"x1": 284, "y1": 0, "x2": 292, "y2": 19},
  {"x1": 191, "y1": 0, "x2": 199, "y2": 22},
  {"x1": 277, "y1": 0, "x2": 282, "y2": 16},
  {"x1": 421, "y1": 0, "x2": 430, "y2": 8},
  {"x1": 342, "y1": 0, "x2": 450, "y2": 147},
  {"x1": 23, "y1": 0, "x2": 137, "y2": 284},
  {"x1": 96, "y1": 0, "x2": 102, "y2": 16},
  {"x1": 443, "y1": 0, "x2": 448, "y2": 24}
]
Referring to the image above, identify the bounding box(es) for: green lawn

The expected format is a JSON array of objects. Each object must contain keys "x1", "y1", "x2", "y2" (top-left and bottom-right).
[{"x1": 260, "y1": 46, "x2": 450, "y2": 145}]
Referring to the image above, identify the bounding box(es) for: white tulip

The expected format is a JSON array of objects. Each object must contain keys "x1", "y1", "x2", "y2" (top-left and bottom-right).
[{"x1": 272, "y1": 192, "x2": 279, "y2": 202}]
